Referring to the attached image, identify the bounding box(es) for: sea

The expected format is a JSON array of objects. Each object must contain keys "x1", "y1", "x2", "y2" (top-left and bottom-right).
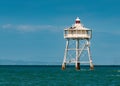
[{"x1": 0, "y1": 65, "x2": 119, "y2": 86}]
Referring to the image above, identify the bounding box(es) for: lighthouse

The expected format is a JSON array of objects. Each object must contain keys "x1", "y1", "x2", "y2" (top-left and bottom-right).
[{"x1": 62, "y1": 17, "x2": 94, "y2": 70}]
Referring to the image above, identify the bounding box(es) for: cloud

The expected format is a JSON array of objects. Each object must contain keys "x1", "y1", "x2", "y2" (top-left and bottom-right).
[
  {"x1": 2, "y1": 24, "x2": 13, "y2": 29},
  {"x1": 95, "y1": 30, "x2": 120, "y2": 36},
  {"x1": 1, "y1": 24, "x2": 120, "y2": 36},
  {"x1": 1, "y1": 24, "x2": 63, "y2": 32}
]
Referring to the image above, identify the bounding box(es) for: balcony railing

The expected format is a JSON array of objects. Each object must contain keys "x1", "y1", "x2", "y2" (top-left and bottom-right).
[{"x1": 64, "y1": 29, "x2": 92, "y2": 39}]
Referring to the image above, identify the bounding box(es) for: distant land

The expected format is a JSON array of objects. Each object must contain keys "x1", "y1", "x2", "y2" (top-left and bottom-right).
[
  {"x1": 0, "y1": 59, "x2": 120, "y2": 66},
  {"x1": 0, "y1": 59, "x2": 61, "y2": 65}
]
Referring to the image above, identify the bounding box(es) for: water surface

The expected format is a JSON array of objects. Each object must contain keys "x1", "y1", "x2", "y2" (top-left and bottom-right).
[{"x1": 0, "y1": 65, "x2": 119, "y2": 86}]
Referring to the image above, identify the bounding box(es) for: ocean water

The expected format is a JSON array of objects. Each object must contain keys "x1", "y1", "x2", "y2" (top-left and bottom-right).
[{"x1": 0, "y1": 65, "x2": 120, "y2": 86}]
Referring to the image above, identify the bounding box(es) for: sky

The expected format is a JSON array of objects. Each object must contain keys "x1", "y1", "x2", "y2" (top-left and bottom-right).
[{"x1": 0, "y1": 0, "x2": 120, "y2": 65}]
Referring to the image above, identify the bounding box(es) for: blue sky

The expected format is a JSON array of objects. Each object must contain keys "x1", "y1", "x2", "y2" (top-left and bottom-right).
[{"x1": 0, "y1": 0, "x2": 120, "y2": 65}]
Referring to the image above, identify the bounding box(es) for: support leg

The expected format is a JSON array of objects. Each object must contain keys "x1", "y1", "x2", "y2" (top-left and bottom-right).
[
  {"x1": 62, "y1": 63, "x2": 66, "y2": 70},
  {"x1": 75, "y1": 39, "x2": 80, "y2": 70},
  {"x1": 90, "y1": 60, "x2": 94, "y2": 70},
  {"x1": 76, "y1": 63, "x2": 80, "y2": 70},
  {"x1": 62, "y1": 39, "x2": 69, "y2": 70},
  {"x1": 87, "y1": 40, "x2": 94, "y2": 70}
]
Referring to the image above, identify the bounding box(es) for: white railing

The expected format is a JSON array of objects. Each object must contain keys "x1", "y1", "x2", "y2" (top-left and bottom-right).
[
  {"x1": 64, "y1": 29, "x2": 92, "y2": 39},
  {"x1": 64, "y1": 34, "x2": 91, "y2": 39}
]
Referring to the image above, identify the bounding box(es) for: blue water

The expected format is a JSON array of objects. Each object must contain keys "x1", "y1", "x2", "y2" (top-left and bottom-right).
[{"x1": 0, "y1": 65, "x2": 120, "y2": 86}]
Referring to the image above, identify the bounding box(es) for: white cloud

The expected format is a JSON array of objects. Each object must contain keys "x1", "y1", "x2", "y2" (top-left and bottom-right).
[
  {"x1": 1, "y1": 24, "x2": 64, "y2": 32},
  {"x1": 17, "y1": 25, "x2": 35, "y2": 32},
  {"x1": 95, "y1": 30, "x2": 120, "y2": 36},
  {"x1": 2, "y1": 24, "x2": 13, "y2": 29},
  {"x1": 1, "y1": 24, "x2": 120, "y2": 35}
]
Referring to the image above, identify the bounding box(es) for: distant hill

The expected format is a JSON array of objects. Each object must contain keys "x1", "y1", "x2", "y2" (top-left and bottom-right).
[{"x1": 0, "y1": 59, "x2": 61, "y2": 65}]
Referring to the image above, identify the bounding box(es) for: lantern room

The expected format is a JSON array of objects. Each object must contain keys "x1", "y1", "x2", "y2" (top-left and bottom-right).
[{"x1": 64, "y1": 17, "x2": 92, "y2": 39}]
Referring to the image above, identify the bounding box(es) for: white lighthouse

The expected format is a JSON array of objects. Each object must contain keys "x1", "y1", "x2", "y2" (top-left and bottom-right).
[{"x1": 62, "y1": 17, "x2": 94, "y2": 70}]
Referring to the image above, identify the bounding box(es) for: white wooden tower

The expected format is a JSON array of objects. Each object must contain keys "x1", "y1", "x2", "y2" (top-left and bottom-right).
[{"x1": 62, "y1": 17, "x2": 94, "y2": 70}]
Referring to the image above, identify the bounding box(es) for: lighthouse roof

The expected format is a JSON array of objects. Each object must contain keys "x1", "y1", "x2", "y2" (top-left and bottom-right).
[
  {"x1": 64, "y1": 17, "x2": 91, "y2": 30},
  {"x1": 76, "y1": 17, "x2": 80, "y2": 21},
  {"x1": 69, "y1": 17, "x2": 90, "y2": 30}
]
